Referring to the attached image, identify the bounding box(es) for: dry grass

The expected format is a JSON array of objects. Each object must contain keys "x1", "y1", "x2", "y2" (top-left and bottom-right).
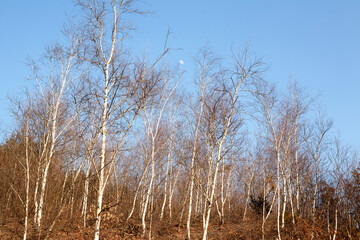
[{"x1": 1, "y1": 210, "x2": 324, "y2": 240}]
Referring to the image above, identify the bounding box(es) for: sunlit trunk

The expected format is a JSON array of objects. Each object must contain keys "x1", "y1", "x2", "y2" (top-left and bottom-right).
[
  {"x1": 94, "y1": 73, "x2": 109, "y2": 240},
  {"x1": 82, "y1": 158, "x2": 91, "y2": 227},
  {"x1": 23, "y1": 121, "x2": 30, "y2": 240}
]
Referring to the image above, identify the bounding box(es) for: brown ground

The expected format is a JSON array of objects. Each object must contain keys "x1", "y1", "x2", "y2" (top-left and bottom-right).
[{"x1": 0, "y1": 212, "x2": 320, "y2": 240}]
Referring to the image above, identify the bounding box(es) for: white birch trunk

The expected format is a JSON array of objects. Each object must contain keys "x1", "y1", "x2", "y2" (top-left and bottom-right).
[
  {"x1": 203, "y1": 146, "x2": 223, "y2": 240},
  {"x1": 94, "y1": 77, "x2": 109, "y2": 240},
  {"x1": 127, "y1": 163, "x2": 148, "y2": 221},
  {"x1": 281, "y1": 182, "x2": 287, "y2": 228},
  {"x1": 142, "y1": 144, "x2": 156, "y2": 237},
  {"x1": 195, "y1": 183, "x2": 200, "y2": 216},
  {"x1": 160, "y1": 133, "x2": 173, "y2": 221},
  {"x1": 36, "y1": 97, "x2": 61, "y2": 234},
  {"x1": 168, "y1": 166, "x2": 180, "y2": 222},
  {"x1": 187, "y1": 93, "x2": 205, "y2": 239},
  {"x1": 333, "y1": 205, "x2": 338, "y2": 240},
  {"x1": 294, "y1": 127, "x2": 300, "y2": 214},
  {"x1": 33, "y1": 164, "x2": 40, "y2": 229},
  {"x1": 219, "y1": 158, "x2": 225, "y2": 224},
  {"x1": 23, "y1": 121, "x2": 30, "y2": 240},
  {"x1": 82, "y1": 158, "x2": 91, "y2": 227},
  {"x1": 277, "y1": 152, "x2": 282, "y2": 240},
  {"x1": 243, "y1": 167, "x2": 254, "y2": 220}
]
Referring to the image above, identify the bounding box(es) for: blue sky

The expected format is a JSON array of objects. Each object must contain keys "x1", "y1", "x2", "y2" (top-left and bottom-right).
[{"x1": 1, "y1": 0, "x2": 360, "y2": 149}]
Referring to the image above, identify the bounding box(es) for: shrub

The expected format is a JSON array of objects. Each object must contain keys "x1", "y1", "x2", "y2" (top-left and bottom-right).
[{"x1": 249, "y1": 195, "x2": 271, "y2": 216}]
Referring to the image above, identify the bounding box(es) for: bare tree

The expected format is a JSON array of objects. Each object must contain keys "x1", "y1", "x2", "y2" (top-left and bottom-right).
[
  {"x1": 186, "y1": 47, "x2": 218, "y2": 240},
  {"x1": 74, "y1": 1, "x2": 168, "y2": 239},
  {"x1": 241, "y1": 151, "x2": 256, "y2": 220},
  {"x1": 328, "y1": 136, "x2": 351, "y2": 240},
  {"x1": 160, "y1": 93, "x2": 183, "y2": 222},
  {"x1": 252, "y1": 80, "x2": 285, "y2": 240},
  {"x1": 304, "y1": 111, "x2": 332, "y2": 239},
  {"x1": 23, "y1": 121, "x2": 30, "y2": 240},
  {"x1": 8, "y1": 116, "x2": 31, "y2": 240},
  {"x1": 25, "y1": 39, "x2": 80, "y2": 238},
  {"x1": 200, "y1": 48, "x2": 264, "y2": 240},
  {"x1": 139, "y1": 68, "x2": 180, "y2": 238}
]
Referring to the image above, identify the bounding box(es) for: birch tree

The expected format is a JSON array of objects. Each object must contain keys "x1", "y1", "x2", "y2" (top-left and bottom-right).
[
  {"x1": 74, "y1": 1, "x2": 167, "y2": 239},
  {"x1": 138, "y1": 68, "x2": 180, "y2": 238},
  {"x1": 328, "y1": 136, "x2": 352, "y2": 240},
  {"x1": 187, "y1": 47, "x2": 217, "y2": 240},
  {"x1": 8, "y1": 111, "x2": 32, "y2": 240},
  {"x1": 304, "y1": 113, "x2": 332, "y2": 239},
  {"x1": 200, "y1": 48, "x2": 264, "y2": 240},
  {"x1": 159, "y1": 94, "x2": 183, "y2": 222},
  {"x1": 25, "y1": 37, "x2": 80, "y2": 238},
  {"x1": 252, "y1": 81, "x2": 286, "y2": 240}
]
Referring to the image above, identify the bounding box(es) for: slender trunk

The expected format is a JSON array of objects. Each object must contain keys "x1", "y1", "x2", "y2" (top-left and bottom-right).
[
  {"x1": 287, "y1": 181, "x2": 296, "y2": 227},
  {"x1": 262, "y1": 169, "x2": 266, "y2": 240},
  {"x1": 281, "y1": 178, "x2": 287, "y2": 229},
  {"x1": 127, "y1": 160, "x2": 150, "y2": 221},
  {"x1": 44, "y1": 171, "x2": 69, "y2": 240},
  {"x1": 327, "y1": 200, "x2": 331, "y2": 240},
  {"x1": 221, "y1": 150, "x2": 234, "y2": 223},
  {"x1": 187, "y1": 73, "x2": 207, "y2": 239},
  {"x1": 37, "y1": 81, "x2": 64, "y2": 238},
  {"x1": 333, "y1": 203, "x2": 338, "y2": 240},
  {"x1": 195, "y1": 184, "x2": 200, "y2": 216},
  {"x1": 295, "y1": 147, "x2": 300, "y2": 214},
  {"x1": 347, "y1": 211, "x2": 352, "y2": 240},
  {"x1": 160, "y1": 177, "x2": 168, "y2": 221},
  {"x1": 187, "y1": 153, "x2": 196, "y2": 239},
  {"x1": 140, "y1": 171, "x2": 148, "y2": 219},
  {"x1": 36, "y1": 160, "x2": 51, "y2": 238},
  {"x1": 243, "y1": 171, "x2": 254, "y2": 220},
  {"x1": 312, "y1": 157, "x2": 319, "y2": 239},
  {"x1": 33, "y1": 162, "x2": 40, "y2": 230},
  {"x1": 148, "y1": 191, "x2": 154, "y2": 240},
  {"x1": 203, "y1": 145, "x2": 214, "y2": 232},
  {"x1": 160, "y1": 136, "x2": 172, "y2": 221},
  {"x1": 142, "y1": 143, "x2": 156, "y2": 238},
  {"x1": 293, "y1": 125, "x2": 300, "y2": 215},
  {"x1": 23, "y1": 121, "x2": 30, "y2": 240},
  {"x1": 220, "y1": 201, "x2": 225, "y2": 224},
  {"x1": 277, "y1": 152, "x2": 282, "y2": 240},
  {"x1": 94, "y1": 74, "x2": 109, "y2": 240},
  {"x1": 187, "y1": 111, "x2": 204, "y2": 239},
  {"x1": 215, "y1": 198, "x2": 222, "y2": 222},
  {"x1": 82, "y1": 159, "x2": 91, "y2": 227},
  {"x1": 202, "y1": 159, "x2": 221, "y2": 240},
  {"x1": 168, "y1": 189, "x2": 173, "y2": 222},
  {"x1": 179, "y1": 183, "x2": 189, "y2": 228},
  {"x1": 168, "y1": 167, "x2": 180, "y2": 223},
  {"x1": 203, "y1": 142, "x2": 225, "y2": 240},
  {"x1": 220, "y1": 159, "x2": 225, "y2": 224},
  {"x1": 69, "y1": 161, "x2": 76, "y2": 218},
  {"x1": 114, "y1": 170, "x2": 120, "y2": 212}
]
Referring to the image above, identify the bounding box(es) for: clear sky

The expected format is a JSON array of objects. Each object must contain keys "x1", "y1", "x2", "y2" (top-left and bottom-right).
[{"x1": 1, "y1": 0, "x2": 360, "y2": 150}]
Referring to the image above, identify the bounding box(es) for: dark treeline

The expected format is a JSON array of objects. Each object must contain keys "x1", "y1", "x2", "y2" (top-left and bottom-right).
[{"x1": 0, "y1": 1, "x2": 359, "y2": 239}]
